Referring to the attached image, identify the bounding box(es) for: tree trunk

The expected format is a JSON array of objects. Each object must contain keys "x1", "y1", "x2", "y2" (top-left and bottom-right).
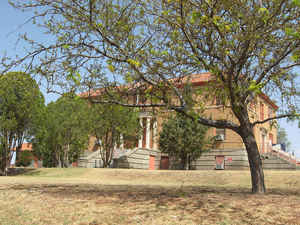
[
  {"x1": 180, "y1": 155, "x2": 188, "y2": 170},
  {"x1": 102, "y1": 146, "x2": 110, "y2": 168},
  {"x1": 240, "y1": 126, "x2": 266, "y2": 194},
  {"x1": 16, "y1": 145, "x2": 21, "y2": 166},
  {"x1": 188, "y1": 155, "x2": 192, "y2": 170},
  {"x1": 1, "y1": 144, "x2": 8, "y2": 176},
  {"x1": 0, "y1": 148, "x2": 6, "y2": 175}
]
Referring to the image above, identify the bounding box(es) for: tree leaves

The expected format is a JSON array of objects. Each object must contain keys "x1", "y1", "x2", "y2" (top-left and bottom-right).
[
  {"x1": 32, "y1": 96, "x2": 90, "y2": 167},
  {"x1": 127, "y1": 59, "x2": 141, "y2": 68},
  {"x1": 292, "y1": 0, "x2": 300, "y2": 7},
  {"x1": 159, "y1": 113, "x2": 210, "y2": 170},
  {"x1": 0, "y1": 72, "x2": 44, "y2": 172},
  {"x1": 89, "y1": 103, "x2": 140, "y2": 167}
]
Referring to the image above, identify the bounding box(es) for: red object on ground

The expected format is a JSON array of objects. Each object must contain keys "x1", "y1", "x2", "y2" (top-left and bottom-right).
[
  {"x1": 149, "y1": 155, "x2": 155, "y2": 170},
  {"x1": 226, "y1": 157, "x2": 232, "y2": 162}
]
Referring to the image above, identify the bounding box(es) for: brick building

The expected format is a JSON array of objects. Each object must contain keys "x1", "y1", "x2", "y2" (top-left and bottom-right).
[{"x1": 80, "y1": 72, "x2": 282, "y2": 170}]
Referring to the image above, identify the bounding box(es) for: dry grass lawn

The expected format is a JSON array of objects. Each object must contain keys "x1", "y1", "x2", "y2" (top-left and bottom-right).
[{"x1": 0, "y1": 168, "x2": 300, "y2": 225}]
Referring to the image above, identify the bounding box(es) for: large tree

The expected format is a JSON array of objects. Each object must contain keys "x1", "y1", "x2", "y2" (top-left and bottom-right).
[
  {"x1": 32, "y1": 95, "x2": 90, "y2": 167},
  {"x1": 0, "y1": 72, "x2": 44, "y2": 175},
  {"x1": 89, "y1": 103, "x2": 140, "y2": 168},
  {"x1": 3, "y1": 0, "x2": 300, "y2": 193}
]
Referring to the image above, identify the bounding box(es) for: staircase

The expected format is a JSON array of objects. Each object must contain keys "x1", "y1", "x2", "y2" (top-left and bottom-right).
[
  {"x1": 261, "y1": 149, "x2": 300, "y2": 170},
  {"x1": 78, "y1": 148, "x2": 136, "y2": 168},
  {"x1": 78, "y1": 150, "x2": 103, "y2": 168}
]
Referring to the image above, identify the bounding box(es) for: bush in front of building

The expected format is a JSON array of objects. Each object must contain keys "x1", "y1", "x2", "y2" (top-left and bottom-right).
[
  {"x1": 159, "y1": 113, "x2": 211, "y2": 170},
  {"x1": 16, "y1": 151, "x2": 33, "y2": 167}
]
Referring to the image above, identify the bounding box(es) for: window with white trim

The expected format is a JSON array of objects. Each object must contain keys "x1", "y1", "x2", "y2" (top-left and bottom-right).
[{"x1": 216, "y1": 128, "x2": 226, "y2": 141}]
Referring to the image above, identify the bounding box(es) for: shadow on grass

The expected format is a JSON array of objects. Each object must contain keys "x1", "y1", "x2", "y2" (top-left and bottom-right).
[
  {"x1": 6, "y1": 167, "x2": 41, "y2": 176},
  {"x1": 4, "y1": 183, "x2": 300, "y2": 204}
]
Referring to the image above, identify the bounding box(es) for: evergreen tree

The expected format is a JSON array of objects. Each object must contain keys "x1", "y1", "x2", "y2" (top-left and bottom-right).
[
  {"x1": 90, "y1": 104, "x2": 140, "y2": 168},
  {"x1": 159, "y1": 113, "x2": 210, "y2": 170},
  {"x1": 32, "y1": 95, "x2": 90, "y2": 167},
  {"x1": 0, "y1": 72, "x2": 44, "y2": 174}
]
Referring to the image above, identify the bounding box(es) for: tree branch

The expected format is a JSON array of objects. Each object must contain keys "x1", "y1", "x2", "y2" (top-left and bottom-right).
[
  {"x1": 256, "y1": 42, "x2": 295, "y2": 84},
  {"x1": 175, "y1": 108, "x2": 240, "y2": 131},
  {"x1": 252, "y1": 113, "x2": 299, "y2": 126}
]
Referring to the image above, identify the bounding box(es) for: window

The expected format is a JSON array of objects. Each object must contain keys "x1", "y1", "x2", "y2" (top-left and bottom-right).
[
  {"x1": 269, "y1": 133, "x2": 274, "y2": 145},
  {"x1": 215, "y1": 128, "x2": 226, "y2": 141},
  {"x1": 268, "y1": 106, "x2": 274, "y2": 127},
  {"x1": 249, "y1": 100, "x2": 256, "y2": 112},
  {"x1": 260, "y1": 102, "x2": 264, "y2": 120},
  {"x1": 268, "y1": 106, "x2": 273, "y2": 119}
]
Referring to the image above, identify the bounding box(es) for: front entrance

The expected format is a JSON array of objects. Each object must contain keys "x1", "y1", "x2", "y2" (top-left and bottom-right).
[
  {"x1": 160, "y1": 156, "x2": 169, "y2": 169},
  {"x1": 149, "y1": 155, "x2": 155, "y2": 170}
]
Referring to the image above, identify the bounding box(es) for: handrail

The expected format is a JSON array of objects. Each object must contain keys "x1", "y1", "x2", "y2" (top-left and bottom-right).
[{"x1": 269, "y1": 144, "x2": 300, "y2": 164}]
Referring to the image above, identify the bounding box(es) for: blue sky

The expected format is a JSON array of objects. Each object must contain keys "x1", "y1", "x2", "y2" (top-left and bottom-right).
[
  {"x1": 0, "y1": 1, "x2": 299, "y2": 158},
  {"x1": 0, "y1": 1, "x2": 59, "y2": 103}
]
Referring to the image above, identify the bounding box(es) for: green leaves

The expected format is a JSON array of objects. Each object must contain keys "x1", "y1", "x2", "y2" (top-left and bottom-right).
[
  {"x1": 62, "y1": 44, "x2": 69, "y2": 49},
  {"x1": 32, "y1": 96, "x2": 90, "y2": 167},
  {"x1": 258, "y1": 7, "x2": 269, "y2": 15},
  {"x1": 248, "y1": 80, "x2": 264, "y2": 94},
  {"x1": 96, "y1": 23, "x2": 103, "y2": 28},
  {"x1": 292, "y1": 0, "x2": 300, "y2": 7},
  {"x1": 66, "y1": 69, "x2": 81, "y2": 86},
  {"x1": 127, "y1": 59, "x2": 141, "y2": 68},
  {"x1": 107, "y1": 64, "x2": 115, "y2": 73},
  {"x1": 159, "y1": 113, "x2": 210, "y2": 170},
  {"x1": 190, "y1": 11, "x2": 201, "y2": 24},
  {"x1": 285, "y1": 27, "x2": 300, "y2": 40},
  {"x1": 212, "y1": 15, "x2": 221, "y2": 26},
  {"x1": 124, "y1": 72, "x2": 134, "y2": 83},
  {"x1": 0, "y1": 72, "x2": 45, "y2": 171},
  {"x1": 291, "y1": 53, "x2": 299, "y2": 62},
  {"x1": 89, "y1": 103, "x2": 140, "y2": 167}
]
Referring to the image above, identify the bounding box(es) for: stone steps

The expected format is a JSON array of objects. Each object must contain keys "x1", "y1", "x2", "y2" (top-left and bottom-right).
[
  {"x1": 77, "y1": 150, "x2": 105, "y2": 168},
  {"x1": 261, "y1": 152, "x2": 298, "y2": 170},
  {"x1": 77, "y1": 148, "x2": 300, "y2": 171}
]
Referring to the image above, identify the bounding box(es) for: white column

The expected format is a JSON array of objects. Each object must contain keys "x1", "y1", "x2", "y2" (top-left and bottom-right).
[
  {"x1": 146, "y1": 117, "x2": 151, "y2": 149},
  {"x1": 138, "y1": 118, "x2": 143, "y2": 148},
  {"x1": 153, "y1": 120, "x2": 157, "y2": 149},
  {"x1": 120, "y1": 134, "x2": 124, "y2": 149}
]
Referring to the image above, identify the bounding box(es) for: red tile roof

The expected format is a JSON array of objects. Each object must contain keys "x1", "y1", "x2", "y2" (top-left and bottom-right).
[
  {"x1": 79, "y1": 72, "x2": 212, "y2": 98},
  {"x1": 79, "y1": 72, "x2": 278, "y2": 109}
]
